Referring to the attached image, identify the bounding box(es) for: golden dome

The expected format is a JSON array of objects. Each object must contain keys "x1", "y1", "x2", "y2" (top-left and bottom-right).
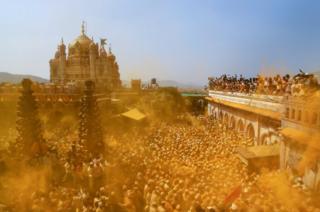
[
  {"x1": 69, "y1": 22, "x2": 93, "y2": 49},
  {"x1": 69, "y1": 34, "x2": 93, "y2": 49}
]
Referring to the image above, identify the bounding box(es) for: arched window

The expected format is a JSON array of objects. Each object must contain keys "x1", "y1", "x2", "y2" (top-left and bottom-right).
[
  {"x1": 238, "y1": 119, "x2": 244, "y2": 132},
  {"x1": 230, "y1": 116, "x2": 236, "y2": 129},
  {"x1": 219, "y1": 111, "x2": 223, "y2": 121},
  {"x1": 260, "y1": 134, "x2": 268, "y2": 145},
  {"x1": 224, "y1": 113, "x2": 229, "y2": 125},
  {"x1": 246, "y1": 124, "x2": 255, "y2": 139}
]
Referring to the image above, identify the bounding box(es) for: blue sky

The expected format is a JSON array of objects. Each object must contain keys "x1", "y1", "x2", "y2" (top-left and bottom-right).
[{"x1": 0, "y1": 0, "x2": 319, "y2": 85}]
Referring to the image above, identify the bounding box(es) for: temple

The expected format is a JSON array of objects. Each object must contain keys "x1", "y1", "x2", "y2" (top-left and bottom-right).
[{"x1": 49, "y1": 22, "x2": 121, "y2": 89}]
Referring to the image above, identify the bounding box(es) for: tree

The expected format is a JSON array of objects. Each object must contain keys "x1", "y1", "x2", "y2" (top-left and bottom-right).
[
  {"x1": 15, "y1": 79, "x2": 47, "y2": 162},
  {"x1": 79, "y1": 81, "x2": 104, "y2": 155}
]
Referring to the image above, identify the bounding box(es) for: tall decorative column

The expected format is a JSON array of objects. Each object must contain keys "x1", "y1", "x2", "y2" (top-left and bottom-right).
[{"x1": 58, "y1": 38, "x2": 66, "y2": 83}]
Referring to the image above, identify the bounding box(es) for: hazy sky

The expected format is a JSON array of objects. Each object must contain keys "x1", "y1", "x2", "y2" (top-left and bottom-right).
[{"x1": 0, "y1": 0, "x2": 319, "y2": 85}]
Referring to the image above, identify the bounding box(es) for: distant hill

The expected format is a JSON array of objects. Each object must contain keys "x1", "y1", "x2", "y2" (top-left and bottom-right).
[
  {"x1": 0, "y1": 72, "x2": 48, "y2": 83},
  {"x1": 0, "y1": 73, "x2": 204, "y2": 88},
  {"x1": 312, "y1": 71, "x2": 320, "y2": 78}
]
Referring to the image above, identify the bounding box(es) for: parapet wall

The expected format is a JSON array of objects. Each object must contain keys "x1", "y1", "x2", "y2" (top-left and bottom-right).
[{"x1": 208, "y1": 90, "x2": 284, "y2": 114}]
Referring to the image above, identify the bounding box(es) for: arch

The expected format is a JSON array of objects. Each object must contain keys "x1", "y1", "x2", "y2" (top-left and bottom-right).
[
  {"x1": 269, "y1": 132, "x2": 280, "y2": 145},
  {"x1": 229, "y1": 116, "x2": 236, "y2": 129},
  {"x1": 219, "y1": 111, "x2": 223, "y2": 121},
  {"x1": 237, "y1": 119, "x2": 244, "y2": 132},
  {"x1": 260, "y1": 133, "x2": 269, "y2": 145},
  {"x1": 246, "y1": 123, "x2": 255, "y2": 139},
  {"x1": 224, "y1": 113, "x2": 229, "y2": 125},
  {"x1": 197, "y1": 99, "x2": 204, "y2": 108}
]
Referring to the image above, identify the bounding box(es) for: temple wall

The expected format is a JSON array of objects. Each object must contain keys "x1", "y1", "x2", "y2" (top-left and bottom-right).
[
  {"x1": 208, "y1": 91, "x2": 282, "y2": 146},
  {"x1": 208, "y1": 90, "x2": 320, "y2": 190},
  {"x1": 208, "y1": 91, "x2": 283, "y2": 112}
]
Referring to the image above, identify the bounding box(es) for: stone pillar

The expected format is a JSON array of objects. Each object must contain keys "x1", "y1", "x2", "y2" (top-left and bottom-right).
[{"x1": 89, "y1": 43, "x2": 97, "y2": 82}]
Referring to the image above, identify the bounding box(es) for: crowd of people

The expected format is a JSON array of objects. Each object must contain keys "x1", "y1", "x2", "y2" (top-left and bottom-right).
[
  {"x1": 208, "y1": 70, "x2": 320, "y2": 96},
  {"x1": 2, "y1": 117, "x2": 319, "y2": 211}
]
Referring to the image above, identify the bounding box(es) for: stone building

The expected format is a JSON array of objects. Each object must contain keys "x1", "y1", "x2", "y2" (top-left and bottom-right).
[
  {"x1": 49, "y1": 23, "x2": 121, "y2": 89},
  {"x1": 131, "y1": 79, "x2": 141, "y2": 91},
  {"x1": 207, "y1": 73, "x2": 320, "y2": 190},
  {"x1": 207, "y1": 91, "x2": 282, "y2": 145},
  {"x1": 280, "y1": 92, "x2": 320, "y2": 190}
]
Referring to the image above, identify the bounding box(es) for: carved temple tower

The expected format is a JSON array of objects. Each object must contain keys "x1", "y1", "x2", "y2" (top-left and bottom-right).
[{"x1": 49, "y1": 22, "x2": 121, "y2": 89}]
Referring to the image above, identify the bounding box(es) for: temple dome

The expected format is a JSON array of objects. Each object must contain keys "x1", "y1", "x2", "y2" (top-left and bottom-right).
[{"x1": 69, "y1": 34, "x2": 93, "y2": 49}]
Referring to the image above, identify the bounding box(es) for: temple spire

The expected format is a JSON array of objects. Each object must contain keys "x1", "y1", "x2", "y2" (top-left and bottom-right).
[
  {"x1": 109, "y1": 43, "x2": 112, "y2": 54},
  {"x1": 81, "y1": 21, "x2": 86, "y2": 35}
]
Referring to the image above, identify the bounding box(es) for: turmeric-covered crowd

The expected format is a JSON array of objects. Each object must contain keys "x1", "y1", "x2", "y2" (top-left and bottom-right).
[
  {"x1": 1, "y1": 117, "x2": 319, "y2": 211},
  {"x1": 208, "y1": 71, "x2": 319, "y2": 96}
]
